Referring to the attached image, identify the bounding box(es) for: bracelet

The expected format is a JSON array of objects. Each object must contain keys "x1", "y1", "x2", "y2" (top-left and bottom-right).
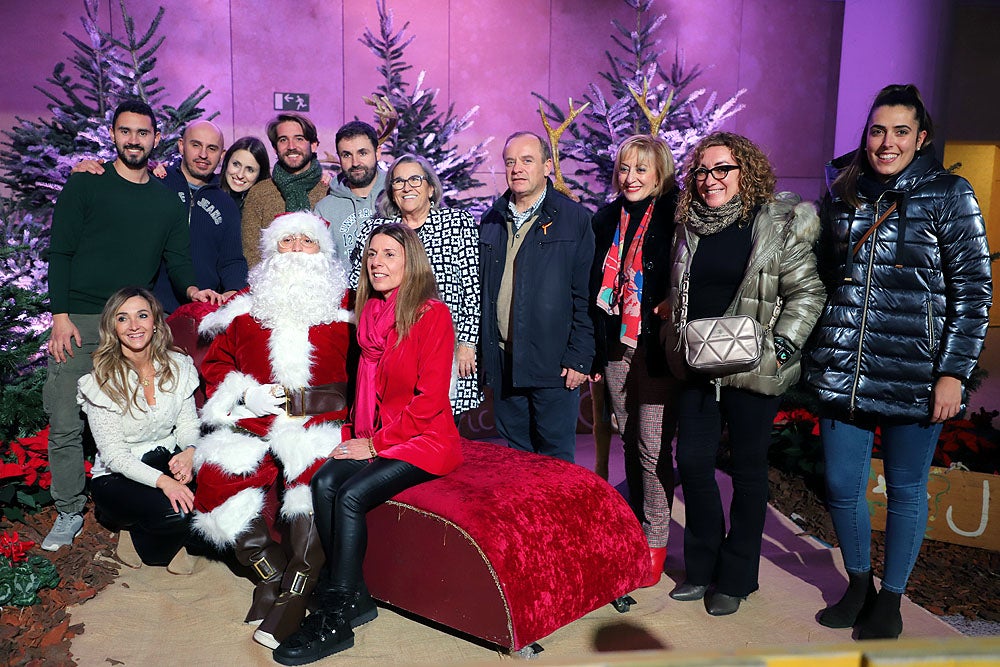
[{"x1": 367, "y1": 438, "x2": 377, "y2": 459}]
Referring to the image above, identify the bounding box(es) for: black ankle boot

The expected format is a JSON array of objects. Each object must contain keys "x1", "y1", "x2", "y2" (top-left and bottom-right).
[
  {"x1": 857, "y1": 588, "x2": 903, "y2": 640},
  {"x1": 273, "y1": 591, "x2": 355, "y2": 666},
  {"x1": 818, "y1": 570, "x2": 876, "y2": 628}
]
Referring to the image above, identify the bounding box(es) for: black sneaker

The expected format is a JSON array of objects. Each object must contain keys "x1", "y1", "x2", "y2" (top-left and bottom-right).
[{"x1": 273, "y1": 607, "x2": 354, "y2": 666}]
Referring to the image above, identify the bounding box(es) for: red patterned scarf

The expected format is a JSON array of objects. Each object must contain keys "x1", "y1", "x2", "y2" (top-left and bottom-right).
[{"x1": 596, "y1": 201, "x2": 653, "y2": 348}]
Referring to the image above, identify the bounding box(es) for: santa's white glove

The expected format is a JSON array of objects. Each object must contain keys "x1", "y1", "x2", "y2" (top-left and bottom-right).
[{"x1": 242, "y1": 384, "x2": 286, "y2": 417}]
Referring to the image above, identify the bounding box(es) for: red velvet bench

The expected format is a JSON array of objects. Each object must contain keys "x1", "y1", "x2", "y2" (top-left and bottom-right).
[
  {"x1": 168, "y1": 305, "x2": 649, "y2": 652},
  {"x1": 363, "y1": 439, "x2": 649, "y2": 653}
]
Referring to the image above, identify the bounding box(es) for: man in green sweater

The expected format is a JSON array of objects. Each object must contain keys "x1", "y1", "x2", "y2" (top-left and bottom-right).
[{"x1": 42, "y1": 99, "x2": 221, "y2": 551}]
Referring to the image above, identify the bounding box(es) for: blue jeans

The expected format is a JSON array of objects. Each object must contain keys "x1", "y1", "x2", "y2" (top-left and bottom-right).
[{"x1": 821, "y1": 417, "x2": 942, "y2": 594}]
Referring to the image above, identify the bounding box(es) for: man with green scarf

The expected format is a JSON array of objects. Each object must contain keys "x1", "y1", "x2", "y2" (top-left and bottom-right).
[{"x1": 241, "y1": 112, "x2": 329, "y2": 268}]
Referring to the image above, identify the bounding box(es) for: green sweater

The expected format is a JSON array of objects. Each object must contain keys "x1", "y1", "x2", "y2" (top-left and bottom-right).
[{"x1": 48, "y1": 166, "x2": 198, "y2": 314}]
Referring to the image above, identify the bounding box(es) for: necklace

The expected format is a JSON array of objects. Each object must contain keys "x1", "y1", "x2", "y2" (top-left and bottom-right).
[{"x1": 138, "y1": 366, "x2": 156, "y2": 387}]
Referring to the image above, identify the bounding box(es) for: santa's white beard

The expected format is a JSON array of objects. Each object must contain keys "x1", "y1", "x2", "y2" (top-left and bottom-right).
[{"x1": 249, "y1": 252, "x2": 348, "y2": 329}]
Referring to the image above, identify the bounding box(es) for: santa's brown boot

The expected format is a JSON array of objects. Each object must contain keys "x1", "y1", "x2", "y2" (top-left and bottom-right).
[
  {"x1": 253, "y1": 514, "x2": 325, "y2": 649},
  {"x1": 233, "y1": 517, "x2": 287, "y2": 625}
]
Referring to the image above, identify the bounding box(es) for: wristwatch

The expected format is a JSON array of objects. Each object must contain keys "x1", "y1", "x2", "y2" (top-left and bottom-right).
[{"x1": 774, "y1": 336, "x2": 794, "y2": 364}]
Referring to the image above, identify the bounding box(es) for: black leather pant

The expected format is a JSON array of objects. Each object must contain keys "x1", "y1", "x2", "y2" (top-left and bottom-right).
[
  {"x1": 311, "y1": 457, "x2": 435, "y2": 591},
  {"x1": 91, "y1": 446, "x2": 191, "y2": 566}
]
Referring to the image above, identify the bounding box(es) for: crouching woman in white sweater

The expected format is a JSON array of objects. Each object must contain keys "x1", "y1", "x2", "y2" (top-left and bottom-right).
[{"x1": 80, "y1": 287, "x2": 199, "y2": 566}]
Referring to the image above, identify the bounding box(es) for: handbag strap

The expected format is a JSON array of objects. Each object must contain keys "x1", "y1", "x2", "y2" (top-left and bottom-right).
[
  {"x1": 852, "y1": 202, "x2": 897, "y2": 256},
  {"x1": 679, "y1": 272, "x2": 781, "y2": 332},
  {"x1": 678, "y1": 272, "x2": 691, "y2": 331}
]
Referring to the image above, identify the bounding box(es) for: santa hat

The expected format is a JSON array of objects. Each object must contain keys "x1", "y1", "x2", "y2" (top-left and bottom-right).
[{"x1": 259, "y1": 211, "x2": 334, "y2": 259}]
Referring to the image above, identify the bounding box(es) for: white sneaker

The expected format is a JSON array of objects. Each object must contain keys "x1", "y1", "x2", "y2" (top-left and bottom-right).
[
  {"x1": 253, "y1": 629, "x2": 279, "y2": 649},
  {"x1": 41, "y1": 512, "x2": 84, "y2": 551}
]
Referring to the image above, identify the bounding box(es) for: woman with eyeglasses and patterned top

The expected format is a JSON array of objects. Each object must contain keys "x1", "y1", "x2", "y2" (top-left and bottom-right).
[
  {"x1": 804, "y1": 84, "x2": 990, "y2": 640},
  {"x1": 349, "y1": 154, "x2": 482, "y2": 422},
  {"x1": 659, "y1": 132, "x2": 825, "y2": 615}
]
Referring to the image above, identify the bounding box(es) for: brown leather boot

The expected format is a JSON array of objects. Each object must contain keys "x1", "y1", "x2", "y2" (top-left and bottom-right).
[
  {"x1": 233, "y1": 517, "x2": 287, "y2": 625},
  {"x1": 253, "y1": 514, "x2": 325, "y2": 649}
]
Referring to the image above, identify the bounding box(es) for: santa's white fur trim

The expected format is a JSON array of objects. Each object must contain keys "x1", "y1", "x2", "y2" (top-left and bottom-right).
[
  {"x1": 333, "y1": 309, "x2": 355, "y2": 324},
  {"x1": 268, "y1": 414, "x2": 343, "y2": 482},
  {"x1": 268, "y1": 325, "x2": 313, "y2": 389},
  {"x1": 260, "y1": 211, "x2": 334, "y2": 258},
  {"x1": 192, "y1": 487, "x2": 265, "y2": 548},
  {"x1": 201, "y1": 372, "x2": 261, "y2": 427},
  {"x1": 280, "y1": 484, "x2": 314, "y2": 519},
  {"x1": 195, "y1": 428, "x2": 270, "y2": 475},
  {"x1": 198, "y1": 294, "x2": 252, "y2": 338}
]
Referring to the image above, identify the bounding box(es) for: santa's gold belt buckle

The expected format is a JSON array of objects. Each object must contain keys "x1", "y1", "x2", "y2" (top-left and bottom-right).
[{"x1": 284, "y1": 387, "x2": 306, "y2": 417}]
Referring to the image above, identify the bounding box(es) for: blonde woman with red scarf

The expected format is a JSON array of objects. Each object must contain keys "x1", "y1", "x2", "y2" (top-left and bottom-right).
[
  {"x1": 589, "y1": 134, "x2": 680, "y2": 588},
  {"x1": 274, "y1": 223, "x2": 462, "y2": 665}
]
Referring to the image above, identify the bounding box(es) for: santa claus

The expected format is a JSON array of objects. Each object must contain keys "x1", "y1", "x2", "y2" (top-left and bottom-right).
[{"x1": 191, "y1": 211, "x2": 352, "y2": 649}]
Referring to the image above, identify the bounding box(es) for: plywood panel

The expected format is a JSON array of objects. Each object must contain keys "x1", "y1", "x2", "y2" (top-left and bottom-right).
[
  {"x1": 943, "y1": 142, "x2": 1000, "y2": 326},
  {"x1": 867, "y1": 458, "x2": 999, "y2": 552}
]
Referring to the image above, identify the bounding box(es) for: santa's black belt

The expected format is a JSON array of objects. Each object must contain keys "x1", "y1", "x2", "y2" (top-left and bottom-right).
[{"x1": 283, "y1": 382, "x2": 348, "y2": 417}]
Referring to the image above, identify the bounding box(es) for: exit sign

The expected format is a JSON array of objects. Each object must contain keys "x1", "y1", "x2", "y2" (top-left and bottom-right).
[{"x1": 274, "y1": 93, "x2": 310, "y2": 112}]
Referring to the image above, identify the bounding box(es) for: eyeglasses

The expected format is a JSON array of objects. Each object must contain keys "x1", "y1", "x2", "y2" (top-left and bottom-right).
[
  {"x1": 692, "y1": 165, "x2": 740, "y2": 182},
  {"x1": 391, "y1": 174, "x2": 428, "y2": 190},
  {"x1": 278, "y1": 234, "x2": 319, "y2": 249}
]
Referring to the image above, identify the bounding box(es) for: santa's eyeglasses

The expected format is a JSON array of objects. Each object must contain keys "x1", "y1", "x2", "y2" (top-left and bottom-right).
[{"x1": 278, "y1": 234, "x2": 319, "y2": 249}]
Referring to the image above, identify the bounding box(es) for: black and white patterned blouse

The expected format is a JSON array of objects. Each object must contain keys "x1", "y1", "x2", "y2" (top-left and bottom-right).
[{"x1": 350, "y1": 207, "x2": 483, "y2": 414}]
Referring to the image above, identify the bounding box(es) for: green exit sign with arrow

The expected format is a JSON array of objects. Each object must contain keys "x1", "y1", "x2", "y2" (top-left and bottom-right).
[{"x1": 273, "y1": 93, "x2": 310, "y2": 112}]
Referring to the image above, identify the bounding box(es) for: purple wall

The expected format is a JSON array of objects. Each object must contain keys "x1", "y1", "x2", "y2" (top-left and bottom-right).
[
  {"x1": 833, "y1": 0, "x2": 952, "y2": 158},
  {"x1": 2, "y1": 0, "x2": 845, "y2": 203}
]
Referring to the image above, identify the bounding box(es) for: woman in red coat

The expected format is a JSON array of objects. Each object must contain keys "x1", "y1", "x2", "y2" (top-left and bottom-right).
[{"x1": 274, "y1": 223, "x2": 462, "y2": 665}]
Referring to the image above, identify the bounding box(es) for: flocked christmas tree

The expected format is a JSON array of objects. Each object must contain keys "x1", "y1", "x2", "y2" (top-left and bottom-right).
[
  {"x1": 534, "y1": 0, "x2": 746, "y2": 209},
  {"x1": 0, "y1": 208, "x2": 49, "y2": 442},
  {"x1": 0, "y1": 0, "x2": 213, "y2": 226},
  {"x1": 0, "y1": 0, "x2": 212, "y2": 442},
  {"x1": 361, "y1": 0, "x2": 492, "y2": 214}
]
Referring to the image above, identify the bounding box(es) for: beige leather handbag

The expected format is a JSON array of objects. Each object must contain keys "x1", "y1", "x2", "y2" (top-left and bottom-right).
[{"x1": 676, "y1": 273, "x2": 774, "y2": 376}]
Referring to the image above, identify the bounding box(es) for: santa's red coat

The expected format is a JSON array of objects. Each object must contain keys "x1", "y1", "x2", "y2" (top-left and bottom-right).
[{"x1": 190, "y1": 293, "x2": 352, "y2": 545}]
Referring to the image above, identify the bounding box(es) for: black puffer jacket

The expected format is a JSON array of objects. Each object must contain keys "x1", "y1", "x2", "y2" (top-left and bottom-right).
[{"x1": 804, "y1": 151, "x2": 992, "y2": 421}]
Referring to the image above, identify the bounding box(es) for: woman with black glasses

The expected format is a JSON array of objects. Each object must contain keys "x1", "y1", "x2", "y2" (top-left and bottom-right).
[
  {"x1": 660, "y1": 132, "x2": 825, "y2": 615},
  {"x1": 350, "y1": 154, "x2": 482, "y2": 422}
]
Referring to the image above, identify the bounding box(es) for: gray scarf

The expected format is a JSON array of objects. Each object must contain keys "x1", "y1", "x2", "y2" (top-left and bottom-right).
[{"x1": 686, "y1": 193, "x2": 745, "y2": 235}]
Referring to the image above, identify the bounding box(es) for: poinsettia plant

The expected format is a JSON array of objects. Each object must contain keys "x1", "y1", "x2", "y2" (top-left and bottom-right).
[
  {"x1": 935, "y1": 408, "x2": 1000, "y2": 474},
  {"x1": 2, "y1": 427, "x2": 58, "y2": 521},
  {"x1": 0, "y1": 530, "x2": 60, "y2": 608},
  {"x1": 769, "y1": 406, "x2": 1000, "y2": 484}
]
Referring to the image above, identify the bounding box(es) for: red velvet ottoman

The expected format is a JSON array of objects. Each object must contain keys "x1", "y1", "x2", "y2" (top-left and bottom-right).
[{"x1": 363, "y1": 439, "x2": 648, "y2": 652}]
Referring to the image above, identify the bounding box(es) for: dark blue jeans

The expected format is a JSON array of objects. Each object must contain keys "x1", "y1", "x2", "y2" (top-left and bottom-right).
[
  {"x1": 492, "y1": 352, "x2": 580, "y2": 463},
  {"x1": 821, "y1": 417, "x2": 942, "y2": 594}
]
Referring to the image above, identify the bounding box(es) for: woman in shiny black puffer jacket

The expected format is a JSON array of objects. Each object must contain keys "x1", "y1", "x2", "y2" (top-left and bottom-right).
[
  {"x1": 805, "y1": 150, "x2": 991, "y2": 419},
  {"x1": 803, "y1": 84, "x2": 991, "y2": 642}
]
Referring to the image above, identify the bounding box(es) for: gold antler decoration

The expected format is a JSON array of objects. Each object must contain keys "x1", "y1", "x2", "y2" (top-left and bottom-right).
[
  {"x1": 322, "y1": 95, "x2": 400, "y2": 166},
  {"x1": 363, "y1": 94, "x2": 399, "y2": 147},
  {"x1": 539, "y1": 99, "x2": 590, "y2": 200},
  {"x1": 629, "y1": 78, "x2": 673, "y2": 136}
]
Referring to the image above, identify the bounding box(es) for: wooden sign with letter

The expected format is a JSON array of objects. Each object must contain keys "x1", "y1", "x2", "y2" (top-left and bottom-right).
[{"x1": 866, "y1": 459, "x2": 998, "y2": 552}]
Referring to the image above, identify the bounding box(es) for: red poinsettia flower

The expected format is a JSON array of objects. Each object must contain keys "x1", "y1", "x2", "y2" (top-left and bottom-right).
[
  {"x1": 0, "y1": 461, "x2": 27, "y2": 481},
  {"x1": 14, "y1": 426, "x2": 50, "y2": 454},
  {"x1": 0, "y1": 531, "x2": 35, "y2": 563}
]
